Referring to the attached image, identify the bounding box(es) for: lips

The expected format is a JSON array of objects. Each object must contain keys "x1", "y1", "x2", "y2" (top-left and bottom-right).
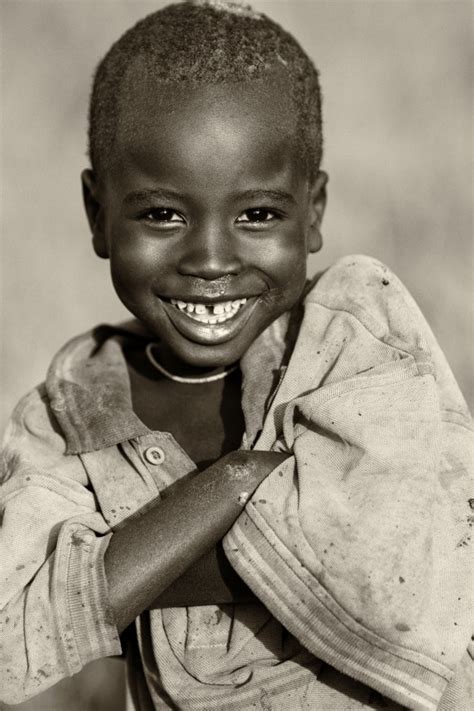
[{"x1": 160, "y1": 295, "x2": 258, "y2": 345}]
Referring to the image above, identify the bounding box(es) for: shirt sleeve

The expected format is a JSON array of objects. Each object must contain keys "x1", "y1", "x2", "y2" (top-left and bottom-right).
[
  {"x1": 0, "y1": 387, "x2": 121, "y2": 704},
  {"x1": 224, "y1": 256, "x2": 474, "y2": 711}
]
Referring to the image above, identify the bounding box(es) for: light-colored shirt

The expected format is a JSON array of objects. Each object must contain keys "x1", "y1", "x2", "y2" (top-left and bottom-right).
[{"x1": 1, "y1": 255, "x2": 472, "y2": 710}]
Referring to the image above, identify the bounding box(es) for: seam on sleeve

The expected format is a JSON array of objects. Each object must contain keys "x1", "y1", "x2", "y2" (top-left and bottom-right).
[
  {"x1": 287, "y1": 362, "x2": 435, "y2": 425},
  {"x1": 236, "y1": 502, "x2": 451, "y2": 674},
  {"x1": 306, "y1": 296, "x2": 429, "y2": 360},
  {"x1": 4, "y1": 385, "x2": 49, "y2": 428}
]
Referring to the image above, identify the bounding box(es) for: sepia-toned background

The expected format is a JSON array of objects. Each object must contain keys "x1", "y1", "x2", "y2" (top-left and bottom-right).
[{"x1": 1, "y1": 1, "x2": 472, "y2": 709}]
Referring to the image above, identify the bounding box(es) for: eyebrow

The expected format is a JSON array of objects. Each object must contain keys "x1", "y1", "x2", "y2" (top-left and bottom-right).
[
  {"x1": 123, "y1": 187, "x2": 297, "y2": 207},
  {"x1": 235, "y1": 189, "x2": 296, "y2": 206},
  {"x1": 123, "y1": 188, "x2": 184, "y2": 206}
]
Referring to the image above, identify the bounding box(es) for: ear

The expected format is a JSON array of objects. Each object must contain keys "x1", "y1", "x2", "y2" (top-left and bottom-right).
[
  {"x1": 306, "y1": 170, "x2": 328, "y2": 254},
  {"x1": 81, "y1": 169, "x2": 108, "y2": 258}
]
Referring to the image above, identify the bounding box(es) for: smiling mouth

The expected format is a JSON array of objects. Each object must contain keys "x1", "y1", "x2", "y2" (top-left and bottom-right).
[
  {"x1": 160, "y1": 294, "x2": 258, "y2": 346},
  {"x1": 170, "y1": 298, "x2": 247, "y2": 324}
]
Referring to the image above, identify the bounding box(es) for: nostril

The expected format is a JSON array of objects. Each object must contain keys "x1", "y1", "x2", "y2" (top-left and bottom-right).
[
  {"x1": 177, "y1": 226, "x2": 243, "y2": 278},
  {"x1": 177, "y1": 252, "x2": 242, "y2": 280}
]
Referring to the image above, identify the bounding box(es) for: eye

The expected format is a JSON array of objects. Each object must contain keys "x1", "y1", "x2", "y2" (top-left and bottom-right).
[
  {"x1": 140, "y1": 207, "x2": 185, "y2": 224},
  {"x1": 236, "y1": 208, "x2": 279, "y2": 225}
]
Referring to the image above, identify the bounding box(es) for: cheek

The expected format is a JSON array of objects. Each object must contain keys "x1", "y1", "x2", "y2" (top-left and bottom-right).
[
  {"x1": 108, "y1": 233, "x2": 164, "y2": 294},
  {"x1": 261, "y1": 236, "x2": 308, "y2": 291}
]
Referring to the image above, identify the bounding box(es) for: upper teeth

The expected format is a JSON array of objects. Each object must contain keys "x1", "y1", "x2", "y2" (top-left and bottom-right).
[{"x1": 170, "y1": 298, "x2": 247, "y2": 324}]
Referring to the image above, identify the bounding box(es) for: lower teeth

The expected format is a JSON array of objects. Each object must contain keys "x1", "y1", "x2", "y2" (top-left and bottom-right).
[{"x1": 189, "y1": 310, "x2": 238, "y2": 324}]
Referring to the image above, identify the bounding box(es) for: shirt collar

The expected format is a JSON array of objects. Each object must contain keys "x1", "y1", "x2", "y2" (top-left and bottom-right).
[{"x1": 45, "y1": 307, "x2": 303, "y2": 455}]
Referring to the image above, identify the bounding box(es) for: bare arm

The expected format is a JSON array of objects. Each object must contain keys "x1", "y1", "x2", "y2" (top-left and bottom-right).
[
  {"x1": 149, "y1": 542, "x2": 256, "y2": 608},
  {"x1": 105, "y1": 450, "x2": 288, "y2": 632}
]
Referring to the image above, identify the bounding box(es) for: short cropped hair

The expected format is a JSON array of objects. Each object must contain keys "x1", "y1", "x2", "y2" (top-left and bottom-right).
[{"x1": 88, "y1": 0, "x2": 323, "y2": 179}]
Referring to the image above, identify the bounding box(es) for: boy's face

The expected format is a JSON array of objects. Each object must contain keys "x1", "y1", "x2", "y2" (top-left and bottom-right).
[{"x1": 83, "y1": 73, "x2": 327, "y2": 368}]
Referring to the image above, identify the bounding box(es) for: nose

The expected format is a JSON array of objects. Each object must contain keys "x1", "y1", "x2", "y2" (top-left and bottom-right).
[{"x1": 177, "y1": 221, "x2": 242, "y2": 280}]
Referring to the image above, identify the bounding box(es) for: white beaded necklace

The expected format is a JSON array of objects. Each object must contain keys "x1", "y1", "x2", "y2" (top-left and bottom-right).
[{"x1": 145, "y1": 343, "x2": 238, "y2": 384}]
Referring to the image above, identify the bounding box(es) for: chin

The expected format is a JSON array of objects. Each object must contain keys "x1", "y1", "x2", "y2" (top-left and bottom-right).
[{"x1": 169, "y1": 339, "x2": 245, "y2": 369}]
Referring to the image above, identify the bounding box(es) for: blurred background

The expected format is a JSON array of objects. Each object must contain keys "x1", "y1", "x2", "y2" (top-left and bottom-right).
[{"x1": 0, "y1": 1, "x2": 472, "y2": 709}]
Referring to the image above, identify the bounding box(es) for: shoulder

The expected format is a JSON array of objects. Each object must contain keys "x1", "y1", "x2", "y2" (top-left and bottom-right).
[
  {"x1": 2, "y1": 325, "x2": 101, "y2": 464},
  {"x1": 306, "y1": 254, "x2": 430, "y2": 354},
  {"x1": 0, "y1": 321, "x2": 132, "y2": 491},
  {"x1": 0, "y1": 382, "x2": 93, "y2": 501},
  {"x1": 302, "y1": 254, "x2": 471, "y2": 422},
  {"x1": 2, "y1": 383, "x2": 60, "y2": 464},
  {"x1": 1, "y1": 318, "x2": 148, "y2": 490},
  {"x1": 2, "y1": 325, "x2": 103, "y2": 456}
]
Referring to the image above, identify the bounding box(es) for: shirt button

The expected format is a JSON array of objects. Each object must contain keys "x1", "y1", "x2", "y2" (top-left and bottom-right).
[
  {"x1": 52, "y1": 397, "x2": 66, "y2": 412},
  {"x1": 144, "y1": 446, "x2": 165, "y2": 465}
]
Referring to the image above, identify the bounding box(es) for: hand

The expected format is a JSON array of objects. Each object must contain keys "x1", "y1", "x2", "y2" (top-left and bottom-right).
[{"x1": 219, "y1": 449, "x2": 291, "y2": 477}]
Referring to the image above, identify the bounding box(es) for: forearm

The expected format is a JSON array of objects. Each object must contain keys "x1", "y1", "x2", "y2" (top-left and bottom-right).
[
  {"x1": 105, "y1": 450, "x2": 288, "y2": 632},
  {"x1": 150, "y1": 542, "x2": 257, "y2": 608}
]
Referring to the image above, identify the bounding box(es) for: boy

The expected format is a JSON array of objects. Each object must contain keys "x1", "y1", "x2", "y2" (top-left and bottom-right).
[{"x1": 1, "y1": 1, "x2": 472, "y2": 709}]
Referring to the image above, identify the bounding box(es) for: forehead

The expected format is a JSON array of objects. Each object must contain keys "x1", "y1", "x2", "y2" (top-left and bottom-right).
[{"x1": 112, "y1": 70, "x2": 300, "y2": 174}]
